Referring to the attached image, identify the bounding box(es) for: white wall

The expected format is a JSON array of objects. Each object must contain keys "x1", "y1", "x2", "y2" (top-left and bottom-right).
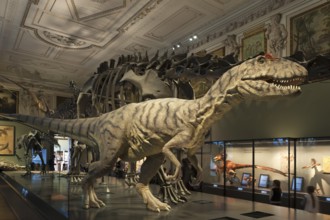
[{"x1": 210, "y1": 80, "x2": 330, "y2": 140}]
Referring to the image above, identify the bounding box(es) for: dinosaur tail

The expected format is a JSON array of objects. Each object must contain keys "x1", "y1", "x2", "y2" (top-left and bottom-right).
[
  {"x1": 255, "y1": 165, "x2": 288, "y2": 176},
  {"x1": 1, "y1": 114, "x2": 98, "y2": 147},
  {"x1": 234, "y1": 164, "x2": 288, "y2": 177},
  {"x1": 233, "y1": 164, "x2": 255, "y2": 170}
]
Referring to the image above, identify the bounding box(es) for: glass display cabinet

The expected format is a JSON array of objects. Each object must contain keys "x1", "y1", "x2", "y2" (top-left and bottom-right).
[{"x1": 200, "y1": 137, "x2": 330, "y2": 215}]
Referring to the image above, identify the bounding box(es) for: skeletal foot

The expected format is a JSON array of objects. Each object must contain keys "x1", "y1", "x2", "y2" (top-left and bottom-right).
[{"x1": 136, "y1": 183, "x2": 171, "y2": 212}]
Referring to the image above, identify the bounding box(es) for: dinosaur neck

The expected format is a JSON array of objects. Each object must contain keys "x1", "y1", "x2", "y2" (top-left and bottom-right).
[{"x1": 195, "y1": 69, "x2": 243, "y2": 129}]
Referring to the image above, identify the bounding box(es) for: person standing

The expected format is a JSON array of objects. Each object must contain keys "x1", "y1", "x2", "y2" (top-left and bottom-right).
[
  {"x1": 302, "y1": 185, "x2": 320, "y2": 213},
  {"x1": 47, "y1": 154, "x2": 56, "y2": 171},
  {"x1": 269, "y1": 179, "x2": 282, "y2": 205}
]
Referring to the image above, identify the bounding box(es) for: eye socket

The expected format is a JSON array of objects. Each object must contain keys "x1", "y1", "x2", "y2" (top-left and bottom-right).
[{"x1": 257, "y1": 57, "x2": 266, "y2": 64}]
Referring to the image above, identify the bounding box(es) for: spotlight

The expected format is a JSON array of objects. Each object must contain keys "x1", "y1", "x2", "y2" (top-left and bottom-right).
[
  {"x1": 189, "y1": 37, "x2": 193, "y2": 41},
  {"x1": 193, "y1": 35, "x2": 197, "y2": 39},
  {"x1": 176, "y1": 44, "x2": 180, "y2": 48}
]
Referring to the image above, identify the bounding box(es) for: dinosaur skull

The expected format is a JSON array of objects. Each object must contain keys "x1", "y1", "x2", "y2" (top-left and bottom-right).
[
  {"x1": 213, "y1": 154, "x2": 224, "y2": 162},
  {"x1": 237, "y1": 55, "x2": 307, "y2": 97}
]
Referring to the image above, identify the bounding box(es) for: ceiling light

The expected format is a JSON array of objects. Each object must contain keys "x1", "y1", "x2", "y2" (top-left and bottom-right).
[{"x1": 193, "y1": 35, "x2": 197, "y2": 39}]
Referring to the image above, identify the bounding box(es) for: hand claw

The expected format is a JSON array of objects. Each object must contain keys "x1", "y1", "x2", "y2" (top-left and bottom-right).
[{"x1": 157, "y1": 208, "x2": 160, "y2": 212}]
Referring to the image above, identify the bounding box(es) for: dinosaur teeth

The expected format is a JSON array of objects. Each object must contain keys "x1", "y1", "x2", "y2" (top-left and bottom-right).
[
  {"x1": 274, "y1": 77, "x2": 305, "y2": 83},
  {"x1": 271, "y1": 83, "x2": 299, "y2": 90},
  {"x1": 272, "y1": 77, "x2": 305, "y2": 87}
]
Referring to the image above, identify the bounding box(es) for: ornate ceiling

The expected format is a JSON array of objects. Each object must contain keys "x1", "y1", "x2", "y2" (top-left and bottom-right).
[{"x1": 0, "y1": 0, "x2": 269, "y2": 94}]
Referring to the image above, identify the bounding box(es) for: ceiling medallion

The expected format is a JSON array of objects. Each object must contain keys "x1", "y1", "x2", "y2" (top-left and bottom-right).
[{"x1": 43, "y1": 31, "x2": 87, "y2": 48}]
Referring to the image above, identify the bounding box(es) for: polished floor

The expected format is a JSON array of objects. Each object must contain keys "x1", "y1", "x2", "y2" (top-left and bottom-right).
[
  {"x1": 1, "y1": 171, "x2": 330, "y2": 220},
  {"x1": 0, "y1": 183, "x2": 20, "y2": 219}
]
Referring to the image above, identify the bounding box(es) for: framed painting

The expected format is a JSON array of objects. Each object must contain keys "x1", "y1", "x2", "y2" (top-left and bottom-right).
[
  {"x1": 210, "y1": 47, "x2": 225, "y2": 58},
  {"x1": 0, "y1": 125, "x2": 15, "y2": 155},
  {"x1": 0, "y1": 90, "x2": 19, "y2": 114},
  {"x1": 290, "y1": 2, "x2": 330, "y2": 59},
  {"x1": 242, "y1": 28, "x2": 266, "y2": 60}
]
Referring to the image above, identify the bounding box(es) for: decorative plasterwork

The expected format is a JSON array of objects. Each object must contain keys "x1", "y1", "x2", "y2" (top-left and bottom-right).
[
  {"x1": 54, "y1": 47, "x2": 99, "y2": 65},
  {"x1": 0, "y1": 72, "x2": 72, "y2": 94},
  {"x1": 71, "y1": 0, "x2": 126, "y2": 21},
  {"x1": 119, "y1": 0, "x2": 164, "y2": 32},
  {"x1": 125, "y1": 43, "x2": 150, "y2": 53},
  {"x1": 20, "y1": 0, "x2": 163, "y2": 49},
  {"x1": 188, "y1": 0, "x2": 300, "y2": 51},
  {"x1": 39, "y1": 31, "x2": 89, "y2": 49},
  {"x1": 1, "y1": 0, "x2": 17, "y2": 22},
  {"x1": 9, "y1": 55, "x2": 77, "y2": 73}
]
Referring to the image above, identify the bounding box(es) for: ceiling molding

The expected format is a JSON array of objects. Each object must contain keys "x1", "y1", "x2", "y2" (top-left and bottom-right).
[
  {"x1": 14, "y1": 29, "x2": 53, "y2": 57},
  {"x1": 71, "y1": 0, "x2": 126, "y2": 21},
  {"x1": 118, "y1": 0, "x2": 165, "y2": 32},
  {"x1": 183, "y1": 0, "x2": 304, "y2": 53},
  {"x1": 144, "y1": 6, "x2": 204, "y2": 42},
  {"x1": 124, "y1": 43, "x2": 150, "y2": 53},
  {"x1": 53, "y1": 47, "x2": 100, "y2": 65},
  {"x1": 0, "y1": 0, "x2": 317, "y2": 97}
]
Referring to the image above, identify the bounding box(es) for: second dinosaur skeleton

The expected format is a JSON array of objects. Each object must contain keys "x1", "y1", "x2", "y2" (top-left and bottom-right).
[{"x1": 2, "y1": 55, "x2": 307, "y2": 212}]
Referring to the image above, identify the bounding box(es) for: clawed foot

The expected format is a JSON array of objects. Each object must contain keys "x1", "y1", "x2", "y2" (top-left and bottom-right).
[
  {"x1": 83, "y1": 185, "x2": 106, "y2": 209},
  {"x1": 136, "y1": 183, "x2": 171, "y2": 212}
]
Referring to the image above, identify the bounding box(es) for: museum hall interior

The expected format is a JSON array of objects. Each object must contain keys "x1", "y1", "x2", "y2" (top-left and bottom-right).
[{"x1": 0, "y1": 0, "x2": 330, "y2": 219}]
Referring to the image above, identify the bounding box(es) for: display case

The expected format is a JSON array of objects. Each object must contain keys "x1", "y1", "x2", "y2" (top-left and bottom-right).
[
  {"x1": 201, "y1": 137, "x2": 330, "y2": 215},
  {"x1": 294, "y1": 138, "x2": 330, "y2": 209}
]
